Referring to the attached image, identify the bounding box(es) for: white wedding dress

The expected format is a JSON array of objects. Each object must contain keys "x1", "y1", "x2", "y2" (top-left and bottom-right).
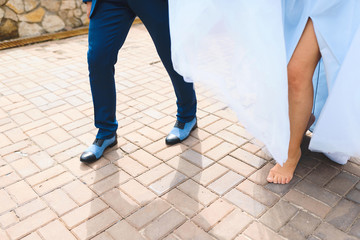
[{"x1": 169, "y1": 0, "x2": 360, "y2": 165}]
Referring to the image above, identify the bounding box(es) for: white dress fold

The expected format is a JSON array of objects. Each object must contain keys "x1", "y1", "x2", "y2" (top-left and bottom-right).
[{"x1": 169, "y1": 0, "x2": 360, "y2": 165}]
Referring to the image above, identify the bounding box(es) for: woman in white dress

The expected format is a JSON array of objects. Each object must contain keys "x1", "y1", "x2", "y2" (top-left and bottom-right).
[{"x1": 169, "y1": 0, "x2": 360, "y2": 184}]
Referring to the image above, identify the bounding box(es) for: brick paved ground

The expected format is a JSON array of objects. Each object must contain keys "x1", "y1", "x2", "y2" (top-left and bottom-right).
[{"x1": 0, "y1": 24, "x2": 359, "y2": 240}]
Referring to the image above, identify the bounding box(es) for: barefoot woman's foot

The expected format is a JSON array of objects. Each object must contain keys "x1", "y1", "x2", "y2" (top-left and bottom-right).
[{"x1": 267, "y1": 149, "x2": 301, "y2": 184}]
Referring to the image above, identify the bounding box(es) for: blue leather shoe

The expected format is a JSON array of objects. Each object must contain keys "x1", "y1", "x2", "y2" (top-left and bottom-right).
[
  {"x1": 166, "y1": 118, "x2": 197, "y2": 145},
  {"x1": 80, "y1": 136, "x2": 117, "y2": 163}
]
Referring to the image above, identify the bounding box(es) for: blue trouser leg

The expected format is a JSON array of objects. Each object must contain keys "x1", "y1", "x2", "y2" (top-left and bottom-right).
[
  {"x1": 87, "y1": 0, "x2": 135, "y2": 139},
  {"x1": 128, "y1": 0, "x2": 197, "y2": 123},
  {"x1": 87, "y1": 0, "x2": 197, "y2": 140}
]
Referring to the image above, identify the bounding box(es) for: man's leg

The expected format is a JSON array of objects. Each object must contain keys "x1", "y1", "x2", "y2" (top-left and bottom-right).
[
  {"x1": 81, "y1": 0, "x2": 136, "y2": 162},
  {"x1": 129, "y1": 0, "x2": 197, "y2": 145}
]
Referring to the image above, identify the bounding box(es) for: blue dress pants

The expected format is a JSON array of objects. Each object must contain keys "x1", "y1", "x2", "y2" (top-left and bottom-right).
[{"x1": 87, "y1": 0, "x2": 197, "y2": 139}]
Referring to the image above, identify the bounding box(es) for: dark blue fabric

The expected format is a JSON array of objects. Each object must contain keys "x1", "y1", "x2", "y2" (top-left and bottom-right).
[{"x1": 87, "y1": 0, "x2": 197, "y2": 139}]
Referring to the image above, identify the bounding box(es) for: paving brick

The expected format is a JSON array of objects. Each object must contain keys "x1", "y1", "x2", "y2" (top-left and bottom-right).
[
  {"x1": 126, "y1": 198, "x2": 171, "y2": 229},
  {"x1": 305, "y1": 163, "x2": 340, "y2": 186},
  {"x1": 233, "y1": 235, "x2": 251, "y2": 240},
  {"x1": 125, "y1": 130, "x2": 153, "y2": 146},
  {"x1": 106, "y1": 220, "x2": 145, "y2": 240},
  {"x1": 248, "y1": 163, "x2": 274, "y2": 185},
  {"x1": 163, "y1": 234, "x2": 181, "y2": 240},
  {"x1": 101, "y1": 188, "x2": 140, "y2": 217},
  {"x1": 167, "y1": 156, "x2": 201, "y2": 177},
  {"x1": 62, "y1": 157, "x2": 94, "y2": 178},
  {"x1": 205, "y1": 119, "x2": 233, "y2": 134},
  {"x1": 138, "y1": 126, "x2": 164, "y2": 141},
  {"x1": 224, "y1": 189, "x2": 267, "y2": 217},
  {"x1": 7, "y1": 208, "x2": 57, "y2": 240},
  {"x1": 143, "y1": 139, "x2": 167, "y2": 155},
  {"x1": 219, "y1": 156, "x2": 256, "y2": 177},
  {"x1": 163, "y1": 188, "x2": 203, "y2": 217},
  {"x1": 15, "y1": 198, "x2": 47, "y2": 220},
  {"x1": 32, "y1": 133, "x2": 57, "y2": 149},
  {"x1": 43, "y1": 189, "x2": 78, "y2": 216},
  {"x1": 5, "y1": 127, "x2": 28, "y2": 143},
  {"x1": 180, "y1": 149, "x2": 214, "y2": 169},
  {"x1": 29, "y1": 151, "x2": 55, "y2": 170},
  {"x1": 177, "y1": 179, "x2": 218, "y2": 206},
  {"x1": 0, "y1": 164, "x2": 21, "y2": 188},
  {"x1": 314, "y1": 223, "x2": 358, "y2": 240},
  {"x1": 62, "y1": 180, "x2": 96, "y2": 205},
  {"x1": 0, "y1": 189, "x2": 17, "y2": 214},
  {"x1": 130, "y1": 149, "x2": 162, "y2": 168},
  {"x1": 114, "y1": 156, "x2": 147, "y2": 177},
  {"x1": 71, "y1": 208, "x2": 120, "y2": 240},
  {"x1": 192, "y1": 199, "x2": 234, "y2": 231},
  {"x1": 0, "y1": 211, "x2": 18, "y2": 229},
  {"x1": 293, "y1": 164, "x2": 313, "y2": 178},
  {"x1": 21, "y1": 232, "x2": 42, "y2": 240},
  {"x1": 149, "y1": 171, "x2": 187, "y2": 196},
  {"x1": 192, "y1": 136, "x2": 223, "y2": 154},
  {"x1": 287, "y1": 211, "x2": 321, "y2": 236},
  {"x1": 80, "y1": 164, "x2": 119, "y2": 185},
  {"x1": 283, "y1": 190, "x2": 331, "y2": 218},
  {"x1": 156, "y1": 144, "x2": 188, "y2": 161},
  {"x1": 61, "y1": 198, "x2": 108, "y2": 229},
  {"x1": 209, "y1": 209, "x2": 253, "y2": 240},
  {"x1": 144, "y1": 209, "x2": 186, "y2": 240},
  {"x1": 265, "y1": 175, "x2": 301, "y2": 196},
  {"x1": 38, "y1": 220, "x2": 77, "y2": 240},
  {"x1": 208, "y1": 171, "x2": 244, "y2": 195},
  {"x1": 193, "y1": 163, "x2": 228, "y2": 186},
  {"x1": 237, "y1": 180, "x2": 279, "y2": 206},
  {"x1": 91, "y1": 232, "x2": 113, "y2": 240},
  {"x1": 295, "y1": 180, "x2": 341, "y2": 207},
  {"x1": 11, "y1": 158, "x2": 39, "y2": 178},
  {"x1": 346, "y1": 188, "x2": 360, "y2": 204},
  {"x1": 343, "y1": 162, "x2": 360, "y2": 177},
  {"x1": 231, "y1": 148, "x2": 266, "y2": 169},
  {"x1": 279, "y1": 225, "x2": 306, "y2": 240},
  {"x1": 325, "y1": 172, "x2": 358, "y2": 195},
  {"x1": 120, "y1": 179, "x2": 157, "y2": 205},
  {"x1": 6, "y1": 180, "x2": 38, "y2": 205},
  {"x1": 26, "y1": 164, "x2": 66, "y2": 186},
  {"x1": 325, "y1": 199, "x2": 360, "y2": 231},
  {"x1": 243, "y1": 222, "x2": 286, "y2": 240},
  {"x1": 47, "y1": 127, "x2": 72, "y2": 143},
  {"x1": 205, "y1": 142, "x2": 237, "y2": 161},
  {"x1": 349, "y1": 219, "x2": 360, "y2": 238},
  {"x1": 242, "y1": 142, "x2": 261, "y2": 154},
  {"x1": 174, "y1": 221, "x2": 215, "y2": 240},
  {"x1": 46, "y1": 138, "x2": 80, "y2": 156},
  {"x1": 33, "y1": 172, "x2": 75, "y2": 195},
  {"x1": 260, "y1": 200, "x2": 298, "y2": 231},
  {"x1": 217, "y1": 130, "x2": 248, "y2": 146},
  {"x1": 136, "y1": 163, "x2": 173, "y2": 186},
  {"x1": 90, "y1": 171, "x2": 131, "y2": 195}
]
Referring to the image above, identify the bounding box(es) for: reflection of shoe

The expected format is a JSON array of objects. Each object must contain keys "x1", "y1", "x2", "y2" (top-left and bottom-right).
[
  {"x1": 165, "y1": 118, "x2": 197, "y2": 145},
  {"x1": 306, "y1": 113, "x2": 316, "y2": 132},
  {"x1": 80, "y1": 136, "x2": 117, "y2": 163},
  {"x1": 303, "y1": 113, "x2": 315, "y2": 138}
]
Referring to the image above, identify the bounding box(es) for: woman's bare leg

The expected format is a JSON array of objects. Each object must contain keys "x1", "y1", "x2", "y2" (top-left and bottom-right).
[{"x1": 267, "y1": 19, "x2": 321, "y2": 184}]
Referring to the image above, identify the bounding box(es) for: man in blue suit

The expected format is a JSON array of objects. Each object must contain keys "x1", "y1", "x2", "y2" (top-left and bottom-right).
[{"x1": 80, "y1": 0, "x2": 198, "y2": 163}]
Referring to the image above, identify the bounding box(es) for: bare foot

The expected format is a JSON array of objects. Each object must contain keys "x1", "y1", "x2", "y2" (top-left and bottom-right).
[{"x1": 267, "y1": 150, "x2": 301, "y2": 184}]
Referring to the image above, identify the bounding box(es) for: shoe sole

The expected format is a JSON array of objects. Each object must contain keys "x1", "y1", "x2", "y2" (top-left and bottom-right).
[{"x1": 166, "y1": 123, "x2": 198, "y2": 145}]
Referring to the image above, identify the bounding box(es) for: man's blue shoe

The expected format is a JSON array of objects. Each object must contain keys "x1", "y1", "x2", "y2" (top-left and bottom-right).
[
  {"x1": 80, "y1": 136, "x2": 117, "y2": 163},
  {"x1": 166, "y1": 118, "x2": 197, "y2": 145}
]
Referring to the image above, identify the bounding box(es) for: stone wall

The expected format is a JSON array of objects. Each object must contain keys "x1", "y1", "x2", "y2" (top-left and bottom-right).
[{"x1": 0, "y1": 0, "x2": 88, "y2": 41}]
